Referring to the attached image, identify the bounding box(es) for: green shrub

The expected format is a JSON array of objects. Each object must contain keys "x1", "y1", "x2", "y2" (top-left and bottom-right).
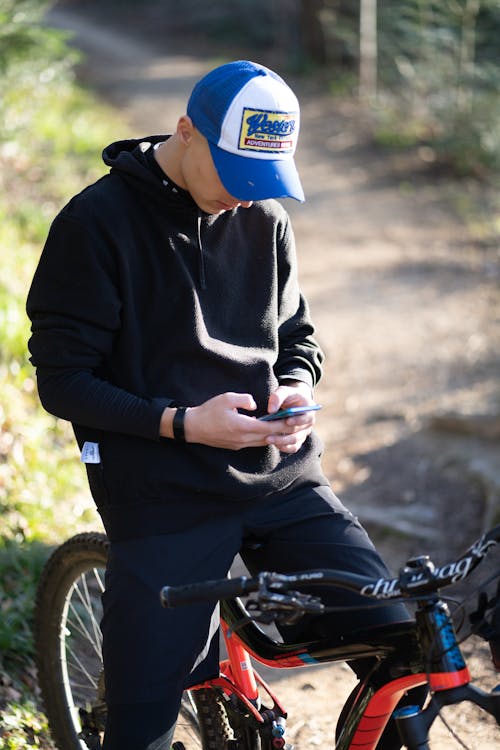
[
  {"x1": 0, "y1": 700, "x2": 53, "y2": 750},
  {"x1": 0, "y1": 541, "x2": 50, "y2": 665},
  {"x1": 374, "y1": 0, "x2": 500, "y2": 176}
]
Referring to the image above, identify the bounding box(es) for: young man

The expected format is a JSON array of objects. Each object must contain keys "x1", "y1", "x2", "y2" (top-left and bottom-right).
[{"x1": 27, "y1": 61, "x2": 415, "y2": 750}]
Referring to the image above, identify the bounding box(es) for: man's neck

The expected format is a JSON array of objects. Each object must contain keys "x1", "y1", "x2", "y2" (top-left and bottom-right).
[{"x1": 154, "y1": 136, "x2": 186, "y2": 190}]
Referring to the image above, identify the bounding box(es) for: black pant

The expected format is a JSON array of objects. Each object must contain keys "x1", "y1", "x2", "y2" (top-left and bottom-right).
[{"x1": 99, "y1": 480, "x2": 414, "y2": 749}]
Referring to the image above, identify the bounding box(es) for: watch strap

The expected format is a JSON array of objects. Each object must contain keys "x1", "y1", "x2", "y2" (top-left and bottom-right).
[{"x1": 172, "y1": 406, "x2": 187, "y2": 442}]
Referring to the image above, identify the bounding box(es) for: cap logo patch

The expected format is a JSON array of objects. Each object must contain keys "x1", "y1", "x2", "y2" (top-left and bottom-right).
[{"x1": 238, "y1": 108, "x2": 297, "y2": 154}]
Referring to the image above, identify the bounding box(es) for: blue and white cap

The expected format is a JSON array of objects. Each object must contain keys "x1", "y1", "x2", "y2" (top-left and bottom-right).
[{"x1": 187, "y1": 60, "x2": 304, "y2": 202}]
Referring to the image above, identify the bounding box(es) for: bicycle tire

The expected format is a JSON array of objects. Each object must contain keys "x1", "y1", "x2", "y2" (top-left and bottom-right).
[{"x1": 34, "y1": 533, "x2": 258, "y2": 750}]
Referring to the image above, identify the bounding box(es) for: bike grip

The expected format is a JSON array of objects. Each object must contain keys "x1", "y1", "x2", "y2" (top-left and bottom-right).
[{"x1": 160, "y1": 576, "x2": 256, "y2": 608}]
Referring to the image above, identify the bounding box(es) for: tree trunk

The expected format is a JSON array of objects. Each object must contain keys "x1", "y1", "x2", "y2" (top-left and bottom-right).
[
  {"x1": 359, "y1": 0, "x2": 377, "y2": 100},
  {"x1": 299, "y1": 0, "x2": 327, "y2": 65}
]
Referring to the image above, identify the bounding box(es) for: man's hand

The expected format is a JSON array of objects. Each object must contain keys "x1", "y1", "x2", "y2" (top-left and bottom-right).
[
  {"x1": 159, "y1": 383, "x2": 317, "y2": 453},
  {"x1": 263, "y1": 381, "x2": 317, "y2": 453}
]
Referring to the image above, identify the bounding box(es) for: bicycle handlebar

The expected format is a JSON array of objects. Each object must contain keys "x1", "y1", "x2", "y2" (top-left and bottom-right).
[
  {"x1": 161, "y1": 575, "x2": 259, "y2": 607},
  {"x1": 160, "y1": 524, "x2": 500, "y2": 609}
]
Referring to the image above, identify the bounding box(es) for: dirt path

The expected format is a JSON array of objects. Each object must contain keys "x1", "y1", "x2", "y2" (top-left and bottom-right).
[{"x1": 46, "y1": 5, "x2": 500, "y2": 747}]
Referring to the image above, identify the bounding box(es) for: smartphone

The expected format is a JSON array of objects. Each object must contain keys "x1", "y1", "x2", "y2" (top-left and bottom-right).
[{"x1": 259, "y1": 404, "x2": 322, "y2": 421}]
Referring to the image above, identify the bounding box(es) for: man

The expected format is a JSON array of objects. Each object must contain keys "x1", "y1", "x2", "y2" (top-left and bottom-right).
[{"x1": 27, "y1": 60, "x2": 415, "y2": 750}]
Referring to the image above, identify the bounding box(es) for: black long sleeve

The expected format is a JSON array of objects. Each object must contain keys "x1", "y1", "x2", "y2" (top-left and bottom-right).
[
  {"x1": 27, "y1": 213, "x2": 173, "y2": 440},
  {"x1": 34, "y1": 366, "x2": 172, "y2": 440}
]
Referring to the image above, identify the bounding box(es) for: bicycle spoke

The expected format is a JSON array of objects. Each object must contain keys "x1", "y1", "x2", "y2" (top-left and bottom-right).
[
  {"x1": 79, "y1": 568, "x2": 104, "y2": 649},
  {"x1": 67, "y1": 574, "x2": 103, "y2": 656},
  {"x1": 65, "y1": 649, "x2": 99, "y2": 691},
  {"x1": 66, "y1": 599, "x2": 102, "y2": 659},
  {"x1": 59, "y1": 566, "x2": 105, "y2": 720}
]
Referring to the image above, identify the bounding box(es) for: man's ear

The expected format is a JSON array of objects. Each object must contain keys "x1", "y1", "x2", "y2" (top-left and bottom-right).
[{"x1": 177, "y1": 115, "x2": 195, "y2": 145}]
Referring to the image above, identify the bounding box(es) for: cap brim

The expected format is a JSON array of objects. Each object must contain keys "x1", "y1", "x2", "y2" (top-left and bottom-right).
[{"x1": 208, "y1": 141, "x2": 305, "y2": 203}]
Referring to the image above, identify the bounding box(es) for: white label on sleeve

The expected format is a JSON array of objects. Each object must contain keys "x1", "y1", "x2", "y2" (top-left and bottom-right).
[{"x1": 81, "y1": 441, "x2": 101, "y2": 464}]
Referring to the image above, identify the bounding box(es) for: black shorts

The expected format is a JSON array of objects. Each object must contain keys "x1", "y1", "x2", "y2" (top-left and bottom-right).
[{"x1": 100, "y1": 479, "x2": 410, "y2": 719}]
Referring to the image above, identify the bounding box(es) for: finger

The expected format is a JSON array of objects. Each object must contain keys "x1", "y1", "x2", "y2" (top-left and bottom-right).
[
  {"x1": 276, "y1": 435, "x2": 305, "y2": 453},
  {"x1": 261, "y1": 420, "x2": 306, "y2": 438},
  {"x1": 266, "y1": 427, "x2": 311, "y2": 451},
  {"x1": 284, "y1": 414, "x2": 315, "y2": 428}
]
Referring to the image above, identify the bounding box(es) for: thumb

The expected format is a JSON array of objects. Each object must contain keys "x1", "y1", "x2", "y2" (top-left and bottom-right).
[
  {"x1": 267, "y1": 387, "x2": 289, "y2": 414},
  {"x1": 226, "y1": 393, "x2": 257, "y2": 412}
]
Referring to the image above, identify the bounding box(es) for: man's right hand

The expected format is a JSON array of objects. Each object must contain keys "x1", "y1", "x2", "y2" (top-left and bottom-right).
[{"x1": 160, "y1": 392, "x2": 312, "y2": 452}]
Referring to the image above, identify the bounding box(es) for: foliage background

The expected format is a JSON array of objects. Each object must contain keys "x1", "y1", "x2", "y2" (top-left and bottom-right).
[{"x1": 1, "y1": 1, "x2": 114, "y2": 745}]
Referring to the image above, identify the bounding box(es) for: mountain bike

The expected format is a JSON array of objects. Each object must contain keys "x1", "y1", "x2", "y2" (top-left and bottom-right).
[{"x1": 35, "y1": 525, "x2": 500, "y2": 750}]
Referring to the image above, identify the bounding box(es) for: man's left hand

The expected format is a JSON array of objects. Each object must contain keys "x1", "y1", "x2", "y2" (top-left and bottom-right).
[{"x1": 264, "y1": 381, "x2": 317, "y2": 454}]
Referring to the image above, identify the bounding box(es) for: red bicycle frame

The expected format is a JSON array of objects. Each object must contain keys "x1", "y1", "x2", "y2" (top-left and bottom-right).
[{"x1": 189, "y1": 597, "x2": 474, "y2": 750}]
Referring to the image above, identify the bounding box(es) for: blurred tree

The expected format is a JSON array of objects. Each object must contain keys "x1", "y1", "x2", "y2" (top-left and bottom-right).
[
  {"x1": 296, "y1": 0, "x2": 500, "y2": 173},
  {"x1": 298, "y1": 0, "x2": 359, "y2": 69},
  {"x1": 0, "y1": 0, "x2": 67, "y2": 73},
  {"x1": 359, "y1": 0, "x2": 377, "y2": 100},
  {"x1": 376, "y1": 0, "x2": 500, "y2": 173},
  {"x1": 299, "y1": 0, "x2": 327, "y2": 64}
]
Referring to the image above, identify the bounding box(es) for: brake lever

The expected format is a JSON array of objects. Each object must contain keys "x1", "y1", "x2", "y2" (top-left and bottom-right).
[{"x1": 247, "y1": 586, "x2": 325, "y2": 626}]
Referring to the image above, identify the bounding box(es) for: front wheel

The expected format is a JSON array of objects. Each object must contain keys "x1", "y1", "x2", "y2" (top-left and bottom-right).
[{"x1": 34, "y1": 533, "x2": 259, "y2": 750}]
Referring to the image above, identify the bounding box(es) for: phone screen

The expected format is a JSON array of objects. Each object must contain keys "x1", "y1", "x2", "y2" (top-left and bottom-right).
[{"x1": 259, "y1": 404, "x2": 322, "y2": 421}]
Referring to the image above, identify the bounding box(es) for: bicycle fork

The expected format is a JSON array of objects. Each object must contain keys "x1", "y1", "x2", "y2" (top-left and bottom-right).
[
  {"x1": 337, "y1": 598, "x2": 482, "y2": 750},
  {"x1": 393, "y1": 598, "x2": 500, "y2": 749}
]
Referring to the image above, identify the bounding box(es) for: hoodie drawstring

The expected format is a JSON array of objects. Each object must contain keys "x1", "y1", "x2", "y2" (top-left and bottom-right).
[{"x1": 197, "y1": 214, "x2": 207, "y2": 290}]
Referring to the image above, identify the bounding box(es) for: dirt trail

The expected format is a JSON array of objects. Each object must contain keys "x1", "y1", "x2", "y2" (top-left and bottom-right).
[{"x1": 46, "y1": 5, "x2": 500, "y2": 747}]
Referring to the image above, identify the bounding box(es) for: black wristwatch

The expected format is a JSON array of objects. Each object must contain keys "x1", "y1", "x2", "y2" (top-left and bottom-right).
[{"x1": 172, "y1": 406, "x2": 187, "y2": 442}]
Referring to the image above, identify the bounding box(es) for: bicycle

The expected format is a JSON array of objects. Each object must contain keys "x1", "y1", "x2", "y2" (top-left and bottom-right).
[{"x1": 34, "y1": 525, "x2": 500, "y2": 750}]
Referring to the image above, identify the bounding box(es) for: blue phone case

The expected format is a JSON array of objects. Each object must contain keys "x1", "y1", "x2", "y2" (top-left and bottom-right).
[{"x1": 259, "y1": 404, "x2": 322, "y2": 421}]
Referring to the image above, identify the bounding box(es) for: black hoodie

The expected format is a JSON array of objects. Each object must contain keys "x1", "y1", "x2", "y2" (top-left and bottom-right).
[{"x1": 27, "y1": 136, "x2": 325, "y2": 513}]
